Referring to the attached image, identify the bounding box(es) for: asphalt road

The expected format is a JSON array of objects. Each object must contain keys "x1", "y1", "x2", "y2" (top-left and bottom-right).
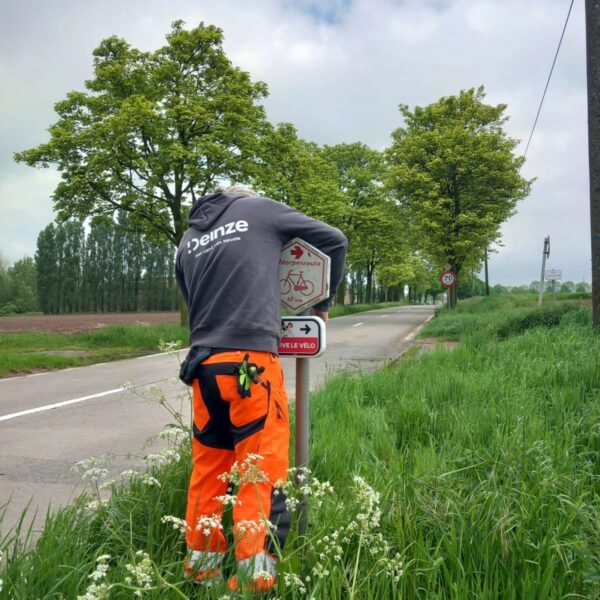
[{"x1": 0, "y1": 305, "x2": 434, "y2": 537}]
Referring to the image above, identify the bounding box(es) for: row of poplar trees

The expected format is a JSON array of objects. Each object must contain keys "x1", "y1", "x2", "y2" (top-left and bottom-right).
[
  {"x1": 16, "y1": 22, "x2": 531, "y2": 319},
  {"x1": 35, "y1": 218, "x2": 178, "y2": 314}
]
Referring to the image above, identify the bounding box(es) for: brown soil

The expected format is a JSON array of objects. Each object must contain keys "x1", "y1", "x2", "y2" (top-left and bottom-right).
[
  {"x1": 417, "y1": 337, "x2": 459, "y2": 353},
  {"x1": 0, "y1": 312, "x2": 180, "y2": 334}
]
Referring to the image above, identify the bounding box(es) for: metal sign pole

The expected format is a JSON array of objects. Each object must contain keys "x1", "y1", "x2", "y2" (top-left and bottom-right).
[
  {"x1": 295, "y1": 309, "x2": 310, "y2": 536},
  {"x1": 539, "y1": 237, "x2": 550, "y2": 306}
]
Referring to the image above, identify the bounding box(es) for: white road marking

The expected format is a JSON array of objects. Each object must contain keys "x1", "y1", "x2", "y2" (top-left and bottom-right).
[
  {"x1": 136, "y1": 350, "x2": 174, "y2": 360},
  {"x1": 380, "y1": 315, "x2": 389, "y2": 318},
  {"x1": 0, "y1": 387, "x2": 125, "y2": 423},
  {"x1": 353, "y1": 322, "x2": 364, "y2": 327},
  {"x1": 403, "y1": 314, "x2": 435, "y2": 342}
]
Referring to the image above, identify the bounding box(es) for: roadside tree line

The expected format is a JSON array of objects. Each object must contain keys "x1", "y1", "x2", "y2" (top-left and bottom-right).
[{"x1": 14, "y1": 22, "x2": 531, "y2": 317}]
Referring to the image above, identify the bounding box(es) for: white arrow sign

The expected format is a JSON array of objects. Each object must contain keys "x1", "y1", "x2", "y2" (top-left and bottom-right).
[{"x1": 278, "y1": 316, "x2": 326, "y2": 357}]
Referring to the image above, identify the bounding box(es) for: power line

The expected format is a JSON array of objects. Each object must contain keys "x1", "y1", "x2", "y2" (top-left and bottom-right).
[{"x1": 523, "y1": 0, "x2": 575, "y2": 158}]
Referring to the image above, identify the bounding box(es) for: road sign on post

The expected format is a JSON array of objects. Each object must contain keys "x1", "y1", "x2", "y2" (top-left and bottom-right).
[
  {"x1": 280, "y1": 238, "x2": 330, "y2": 314},
  {"x1": 279, "y1": 316, "x2": 326, "y2": 357},
  {"x1": 545, "y1": 269, "x2": 562, "y2": 280},
  {"x1": 440, "y1": 271, "x2": 457, "y2": 287},
  {"x1": 279, "y1": 238, "x2": 330, "y2": 536}
]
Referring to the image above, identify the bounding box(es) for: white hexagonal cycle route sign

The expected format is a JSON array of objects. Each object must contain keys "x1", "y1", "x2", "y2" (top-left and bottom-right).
[{"x1": 279, "y1": 238, "x2": 330, "y2": 314}]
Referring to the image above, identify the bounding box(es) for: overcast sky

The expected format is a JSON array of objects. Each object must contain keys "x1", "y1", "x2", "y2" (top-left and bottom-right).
[{"x1": 0, "y1": 0, "x2": 590, "y2": 285}]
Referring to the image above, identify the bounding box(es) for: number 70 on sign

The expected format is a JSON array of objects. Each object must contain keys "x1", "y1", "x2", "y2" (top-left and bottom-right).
[{"x1": 440, "y1": 271, "x2": 457, "y2": 287}]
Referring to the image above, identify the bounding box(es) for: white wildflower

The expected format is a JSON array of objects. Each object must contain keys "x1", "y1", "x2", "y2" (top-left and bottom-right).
[
  {"x1": 196, "y1": 514, "x2": 223, "y2": 537},
  {"x1": 213, "y1": 493, "x2": 239, "y2": 507},
  {"x1": 120, "y1": 469, "x2": 138, "y2": 479},
  {"x1": 82, "y1": 468, "x2": 109, "y2": 482},
  {"x1": 158, "y1": 426, "x2": 187, "y2": 442},
  {"x1": 125, "y1": 551, "x2": 154, "y2": 591},
  {"x1": 86, "y1": 498, "x2": 109, "y2": 512},
  {"x1": 311, "y1": 562, "x2": 330, "y2": 579},
  {"x1": 144, "y1": 449, "x2": 180, "y2": 467},
  {"x1": 235, "y1": 519, "x2": 265, "y2": 536},
  {"x1": 138, "y1": 474, "x2": 161, "y2": 487},
  {"x1": 283, "y1": 572, "x2": 307, "y2": 594},
  {"x1": 161, "y1": 515, "x2": 188, "y2": 534},
  {"x1": 71, "y1": 456, "x2": 99, "y2": 473},
  {"x1": 77, "y1": 582, "x2": 109, "y2": 600},
  {"x1": 77, "y1": 555, "x2": 111, "y2": 600},
  {"x1": 382, "y1": 552, "x2": 404, "y2": 583}
]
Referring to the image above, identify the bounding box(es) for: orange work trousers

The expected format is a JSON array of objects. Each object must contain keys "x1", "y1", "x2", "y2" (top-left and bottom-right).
[{"x1": 185, "y1": 350, "x2": 290, "y2": 562}]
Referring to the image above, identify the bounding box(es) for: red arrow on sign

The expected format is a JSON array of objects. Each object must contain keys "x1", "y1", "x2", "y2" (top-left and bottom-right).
[{"x1": 291, "y1": 245, "x2": 304, "y2": 260}]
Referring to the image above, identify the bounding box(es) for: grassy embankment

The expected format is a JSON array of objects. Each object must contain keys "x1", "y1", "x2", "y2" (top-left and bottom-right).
[
  {"x1": 2, "y1": 296, "x2": 599, "y2": 598},
  {"x1": 0, "y1": 302, "x2": 405, "y2": 377}
]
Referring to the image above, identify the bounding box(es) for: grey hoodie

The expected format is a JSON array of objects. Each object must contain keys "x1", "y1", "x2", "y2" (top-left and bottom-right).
[{"x1": 175, "y1": 192, "x2": 348, "y2": 354}]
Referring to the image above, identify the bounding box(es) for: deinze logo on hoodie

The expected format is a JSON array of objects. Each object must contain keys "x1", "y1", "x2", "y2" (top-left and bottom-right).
[{"x1": 187, "y1": 220, "x2": 249, "y2": 257}]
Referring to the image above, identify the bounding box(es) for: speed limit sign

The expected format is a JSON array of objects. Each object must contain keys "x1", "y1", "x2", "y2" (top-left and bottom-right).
[{"x1": 440, "y1": 271, "x2": 457, "y2": 287}]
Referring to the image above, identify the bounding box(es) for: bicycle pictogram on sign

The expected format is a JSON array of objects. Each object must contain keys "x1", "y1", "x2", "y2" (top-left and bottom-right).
[{"x1": 280, "y1": 270, "x2": 315, "y2": 296}]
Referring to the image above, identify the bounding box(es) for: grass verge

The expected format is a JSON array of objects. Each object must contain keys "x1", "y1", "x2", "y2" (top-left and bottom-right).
[
  {"x1": 0, "y1": 302, "x2": 409, "y2": 377},
  {"x1": 4, "y1": 297, "x2": 598, "y2": 598}
]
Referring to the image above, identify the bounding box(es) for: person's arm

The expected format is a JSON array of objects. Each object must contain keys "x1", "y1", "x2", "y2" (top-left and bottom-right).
[
  {"x1": 175, "y1": 250, "x2": 189, "y2": 308},
  {"x1": 270, "y1": 201, "x2": 348, "y2": 312}
]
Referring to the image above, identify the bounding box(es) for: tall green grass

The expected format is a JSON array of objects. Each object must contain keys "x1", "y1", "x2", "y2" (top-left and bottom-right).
[{"x1": 2, "y1": 300, "x2": 599, "y2": 598}]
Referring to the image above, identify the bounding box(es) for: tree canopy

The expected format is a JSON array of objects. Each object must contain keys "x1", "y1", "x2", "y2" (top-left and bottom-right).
[
  {"x1": 387, "y1": 87, "x2": 532, "y2": 306},
  {"x1": 15, "y1": 21, "x2": 269, "y2": 246}
]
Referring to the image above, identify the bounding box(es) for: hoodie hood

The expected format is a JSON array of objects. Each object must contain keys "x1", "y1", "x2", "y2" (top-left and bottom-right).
[{"x1": 188, "y1": 192, "x2": 242, "y2": 231}]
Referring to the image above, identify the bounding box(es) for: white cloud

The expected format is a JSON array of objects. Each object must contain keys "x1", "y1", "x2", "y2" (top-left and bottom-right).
[{"x1": 0, "y1": 0, "x2": 591, "y2": 284}]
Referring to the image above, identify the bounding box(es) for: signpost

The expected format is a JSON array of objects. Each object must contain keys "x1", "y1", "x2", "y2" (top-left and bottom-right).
[
  {"x1": 539, "y1": 236, "x2": 550, "y2": 306},
  {"x1": 545, "y1": 269, "x2": 562, "y2": 280},
  {"x1": 545, "y1": 269, "x2": 562, "y2": 303},
  {"x1": 440, "y1": 270, "x2": 457, "y2": 308},
  {"x1": 279, "y1": 239, "x2": 330, "y2": 535},
  {"x1": 278, "y1": 316, "x2": 326, "y2": 357},
  {"x1": 439, "y1": 270, "x2": 457, "y2": 287}
]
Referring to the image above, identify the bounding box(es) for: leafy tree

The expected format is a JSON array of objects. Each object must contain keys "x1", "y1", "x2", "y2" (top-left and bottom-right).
[
  {"x1": 255, "y1": 123, "x2": 347, "y2": 228},
  {"x1": 0, "y1": 254, "x2": 10, "y2": 309},
  {"x1": 15, "y1": 22, "x2": 270, "y2": 322},
  {"x1": 560, "y1": 281, "x2": 575, "y2": 293},
  {"x1": 457, "y1": 274, "x2": 486, "y2": 299},
  {"x1": 35, "y1": 224, "x2": 58, "y2": 313},
  {"x1": 576, "y1": 281, "x2": 591, "y2": 293},
  {"x1": 7, "y1": 257, "x2": 39, "y2": 313},
  {"x1": 322, "y1": 143, "x2": 405, "y2": 303},
  {"x1": 387, "y1": 87, "x2": 532, "y2": 308}
]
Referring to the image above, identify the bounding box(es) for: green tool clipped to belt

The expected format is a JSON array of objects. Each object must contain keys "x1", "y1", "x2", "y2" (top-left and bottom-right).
[{"x1": 237, "y1": 353, "x2": 266, "y2": 398}]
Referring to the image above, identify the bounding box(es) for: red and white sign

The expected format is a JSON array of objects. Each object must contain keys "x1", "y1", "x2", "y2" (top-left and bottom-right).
[
  {"x1": 280, "y1": 238, "x2": 330, "y2": 314},
  {"x1": 278, "y1": 316, "x2": 326, "y2": 357},
  {"x1": 440, "y1": 271, "x2": 457, "y2": 287}
]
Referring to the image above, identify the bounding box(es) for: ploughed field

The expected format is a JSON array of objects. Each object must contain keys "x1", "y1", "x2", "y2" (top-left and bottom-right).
[{"x1": 0, "y1": 311, "x2": 180, "y2": 334}]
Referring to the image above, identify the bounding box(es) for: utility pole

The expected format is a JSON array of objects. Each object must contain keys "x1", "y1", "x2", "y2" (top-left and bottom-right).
[
  {"x1": 538, "y1": 236, "x2": 550, "y2": 306},
  {"x1": 484, "y1": 249, "x2": 490, "y2": 296},
  {"x1": 586, "y1": 0, "x2": 600, "y2": 329}
]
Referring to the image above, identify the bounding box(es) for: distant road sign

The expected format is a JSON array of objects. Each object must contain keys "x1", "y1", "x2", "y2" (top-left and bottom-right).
[
  {"x1": 278, "y1": 316, "x2": 326, "y2": 357},
  {"x1": 280, "y1": 238, "x2": 330, "y2": 314},
  {"x1": 545, "y1": 269, "x2": 562, "y2": 280},
  {"x1": 440, "y1": 271, "x2": 457, "y2": 287}
]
